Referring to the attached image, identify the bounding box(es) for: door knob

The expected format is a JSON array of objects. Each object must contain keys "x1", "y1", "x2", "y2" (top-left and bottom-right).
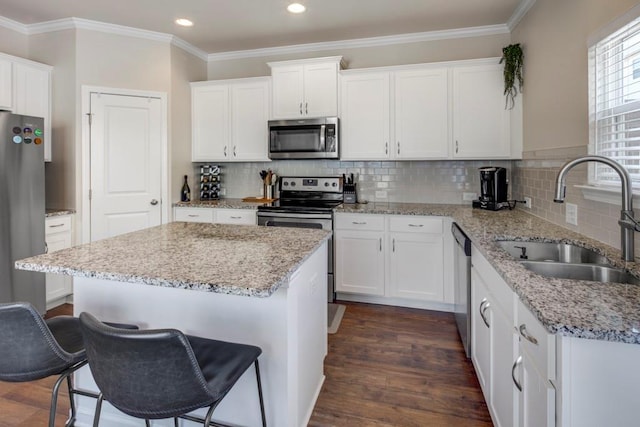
[{"x1": 150, "y1": 199, "x2": 159, "y2": 205}]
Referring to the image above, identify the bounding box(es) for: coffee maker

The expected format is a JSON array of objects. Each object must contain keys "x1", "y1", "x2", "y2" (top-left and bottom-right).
[{"x1": 472, "y1": 167, "x2": 509, "y2": 211}]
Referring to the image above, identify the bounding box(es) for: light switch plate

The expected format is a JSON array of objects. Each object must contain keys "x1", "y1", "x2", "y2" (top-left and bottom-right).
[{"x1": 566, "y1": 203, "x2": 578, "y2": 225}]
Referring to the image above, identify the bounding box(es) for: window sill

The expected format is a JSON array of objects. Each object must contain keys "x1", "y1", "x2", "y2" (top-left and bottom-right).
[{"x1": 576, "y1": 185, "x2": 640, "y2": 206}]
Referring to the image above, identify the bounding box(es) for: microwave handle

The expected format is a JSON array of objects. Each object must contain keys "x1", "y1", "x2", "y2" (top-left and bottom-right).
[{"x1": 320, "y1": 124, "x2": 326, "y2": 151}]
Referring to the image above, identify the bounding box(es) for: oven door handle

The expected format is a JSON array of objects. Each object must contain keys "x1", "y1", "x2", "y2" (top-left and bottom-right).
[{"x1": 257, "y1": 211, "x2": 333, "y2": 220}]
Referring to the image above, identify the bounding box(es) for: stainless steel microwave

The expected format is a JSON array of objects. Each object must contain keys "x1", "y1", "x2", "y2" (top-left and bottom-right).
[{"x1": 268, "y1": 117, "x2": 339, "y2": 160}]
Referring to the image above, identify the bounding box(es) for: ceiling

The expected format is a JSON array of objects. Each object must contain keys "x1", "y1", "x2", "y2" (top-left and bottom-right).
[{"x1": 0, "y1": 0, "x2": 524, "y2": 54}]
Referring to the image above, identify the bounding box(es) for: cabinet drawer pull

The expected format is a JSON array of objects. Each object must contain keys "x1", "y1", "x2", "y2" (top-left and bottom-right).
[
  {"x1": 352, "y1": 221, "x2": 367, "y2": 225},
  {"x1": 408, "y1": 224, "x2": 424, "y2": 228},
  {"x1": 479, "y1": 299, "x2": 491, "y2": 328},
  {"x1": 230, "y1": 216, "x2": 242, "y2": 219},
  {"x1": 511, "y1": 355, "x2": 523, "y2": 392},
  {"x1": 187, "y1": 214, "x2": 199, "y2": 217},
  {"x1": 48, "y1": 223, "x2": 65, "y2": 228},
  {"x1": 519, "y1": 324, "x2": 539, "y2": 345}
]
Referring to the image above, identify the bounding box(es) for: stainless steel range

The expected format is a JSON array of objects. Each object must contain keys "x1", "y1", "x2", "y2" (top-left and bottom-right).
[{"x1": 257, "y1": 176, "x2": 343, "y2": 302}]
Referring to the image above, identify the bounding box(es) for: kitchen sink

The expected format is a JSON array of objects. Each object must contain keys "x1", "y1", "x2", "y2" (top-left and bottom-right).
[
  {"x1": 496, "y1": 241, "x2": 612, "y2": 265},
  {"x1": 520, "y1": 261, "x2": 640, "y2": 285}
]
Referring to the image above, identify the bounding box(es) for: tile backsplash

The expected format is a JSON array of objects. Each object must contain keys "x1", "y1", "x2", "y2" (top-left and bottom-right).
[{"x1": 198, "y1": 159, "x2": 514, "y2": 204}]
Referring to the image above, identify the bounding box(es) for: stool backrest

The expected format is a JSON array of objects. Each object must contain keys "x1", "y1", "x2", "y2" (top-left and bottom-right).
[
  {"x1": 0, "y1": 302, "x2": 74, "y2": 381},
  {"x1": 79, "y1": 312, "x2": 215, "y2": 420}
]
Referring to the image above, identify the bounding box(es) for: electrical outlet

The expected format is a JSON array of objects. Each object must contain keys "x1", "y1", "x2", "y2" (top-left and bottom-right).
[
  {"x1": 524, "y1": 197, "x2": 532, "y2": 209},
  {"x1": 463, "y1": 192, "x2": 477, "y2": 201},
  {"x1": 566, "y1": 203, "x2": 578, "y2": 225}
]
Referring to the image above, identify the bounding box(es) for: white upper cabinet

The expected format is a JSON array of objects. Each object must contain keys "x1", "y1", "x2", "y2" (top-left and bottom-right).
[
  {"x1": 0, "y1": 53, "x2": 52, "y2": 161},
  {"x1": 394, "y1": 68, "x2": 449, "y2": 159},
  {"x1": 452, "y1": 63, "x2": 511, "y2": 159},
  {"x1": 269, "y1": 56, "x2": 341, "y2": 119},
  {"x1": 0, "y1": 58, "x2": 12, "y2": 110},
  {"x1": 191, "y1": 77, "x2": 270, "y2": 162},
  {"x1": 340, "y1": 58, "x2": 522, "y2": 161},
  {"x1": 341, "y1": 66, "x2": 449, "y2": 160},
  {"x1": 340, "y1": 71, "x2": 391, "y2": 160}
]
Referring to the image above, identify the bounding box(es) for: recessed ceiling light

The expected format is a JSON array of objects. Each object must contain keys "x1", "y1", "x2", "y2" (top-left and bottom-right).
[
  {"x1": 287, "y1": 3, "x2": 306, "y2": 14},
  {"x1": 175, "y1": 18, "x2": 194, "y2": 27}
]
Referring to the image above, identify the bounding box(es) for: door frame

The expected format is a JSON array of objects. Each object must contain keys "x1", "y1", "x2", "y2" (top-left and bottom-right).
[{"x1": 80, "y1": 85, "x2": 169, "y2": 244}]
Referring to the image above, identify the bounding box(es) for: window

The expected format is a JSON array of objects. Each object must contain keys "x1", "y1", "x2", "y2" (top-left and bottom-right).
[{"x1": 590, "y1": 16, "x2": 640, "y2": 187}]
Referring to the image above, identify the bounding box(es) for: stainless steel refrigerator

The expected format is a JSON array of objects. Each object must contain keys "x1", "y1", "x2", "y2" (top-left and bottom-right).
[{"x1": 0, "y1": 112, "x2": 45, "y2": 313}]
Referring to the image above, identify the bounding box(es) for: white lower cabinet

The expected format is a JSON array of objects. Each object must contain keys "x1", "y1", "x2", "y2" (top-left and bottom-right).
[
  {"x1": 471, "y1": 247, "x2": 518, "y2": 427},
  {"x1": 173, "y1": 206, "x2": 256, "y2": 225},
  {"x1": 472, "y1": 245, "x2": 555, "y2": 427},
  {"x1": 45, "y1": 215, "x2": 73, "y2": 308},
  {"x1": 335, "y1": 213, "x2": 451, "y2": 308}
]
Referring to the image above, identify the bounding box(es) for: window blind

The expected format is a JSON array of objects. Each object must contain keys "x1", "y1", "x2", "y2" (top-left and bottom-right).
[{"x1": 591, "y1": 16, "x2": 640, "y2": 186}]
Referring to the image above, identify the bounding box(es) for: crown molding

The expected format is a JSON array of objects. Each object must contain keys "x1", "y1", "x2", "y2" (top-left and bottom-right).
[
  {"x1": 208, "y1": 24, "x2": 510, "y2": 62},
  {"x1": 0, "y1": 15, "x2": 28, "y2": 34},
  {"x1": 507, "y1": 0, "x2": 537, "y2": 31}
]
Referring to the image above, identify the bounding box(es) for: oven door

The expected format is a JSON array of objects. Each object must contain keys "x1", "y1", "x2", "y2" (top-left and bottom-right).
[{"x1": 257, "y1": 211, "x2": 334, "y2": 301}]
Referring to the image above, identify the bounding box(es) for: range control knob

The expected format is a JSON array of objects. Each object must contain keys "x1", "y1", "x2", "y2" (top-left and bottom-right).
[
  {"x1": 324, "y1": 182, "x2": 330, "y2": 187},
  {"x1": 283, "y1": 181, "x2": 289, "y2": 186},
  {"x1": 332, "y1": 182, "x2": 337, "y2": 187},
  {"x1": 290, "y1": 182, "x2": 296, "y2": 187}
]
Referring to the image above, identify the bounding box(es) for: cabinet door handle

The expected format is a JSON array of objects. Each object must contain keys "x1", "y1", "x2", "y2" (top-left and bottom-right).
[
  {"x1": 397, "y1": 141, "x2": 400, "y2": 155},
  {"x1": 305, "y1": 102, "x2": 308, "y2": 115},
  {"x1": 233, "y1": 145, "x2": 237, "y2": 157},
  {"x1": 455, "y1": 140, "x2": 459, "y2": 154},
  {"x1": 479, "y1": 299, "x2": 491, "y2": 328},
  {"x1": 519, "y1": 324, "x2": 539, "y2": 345},
  {"x1": 511, "y1": 355, "x2": 523, "y2": 392},
  {"x1": 45, "y1": 242, "x2": 48, "y2": 254},
  {"x1": 224, "y1": 145, "x2": 227, "y2": 157},
  {"x1": 392, "y1": 238, "x2": 395, "y2": 252},
  {"x1": 299, "y1": 102, "x2": 303, "y2": 115},
  {"x1": 379, "y1": 238, "x2": 382, "y2": 251},
  {"x1": 385, "y1": 142, "x2": 388, "y2": 155}
]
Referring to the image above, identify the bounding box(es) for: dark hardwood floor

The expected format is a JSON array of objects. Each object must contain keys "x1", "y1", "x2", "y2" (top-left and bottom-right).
[{"x1": 1, "y1": 302, "x2": 491, "y2": 426}]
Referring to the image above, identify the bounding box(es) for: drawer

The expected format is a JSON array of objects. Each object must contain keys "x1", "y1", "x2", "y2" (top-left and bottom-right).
[
  {"x1": 334, "y1": 213, "x2": 385, "y2": 231},
  {"x1": 517, "y1": 299, "x2": 556, "y2": 380},
  {"x1": 46, "y1": 232, "x2": 72, "y2": 253},
  {"x1": 215, "y1": 209, "x2": 256, "y2": 225},
  {"x1": 388, "y1": 215, "x2": 443, "y2": 234},
  {"x1": 45, "y1": 216, "x2": 71, "y2": 235},
  {"x1": 174, "y1": 207, "x2": 214, "y2": 223}
]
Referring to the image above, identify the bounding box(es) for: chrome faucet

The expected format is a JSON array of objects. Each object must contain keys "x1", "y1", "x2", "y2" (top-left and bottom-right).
[{"x1": 554, "y1": 155, "x2": 638, "y2": 262}]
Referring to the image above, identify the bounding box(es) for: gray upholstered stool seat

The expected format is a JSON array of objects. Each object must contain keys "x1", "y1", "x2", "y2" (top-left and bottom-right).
[
  {"x1": 79, "y1": 312, "x2": 267, "y2": 427},
  {"x1": 0, "y1": 302, "x2": 137, "y2": 427}
]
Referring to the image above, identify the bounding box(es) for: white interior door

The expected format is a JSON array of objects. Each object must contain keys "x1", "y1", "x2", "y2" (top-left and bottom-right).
[{"x1": 90, "y1": 93, "x2": 162, "y2": 241}]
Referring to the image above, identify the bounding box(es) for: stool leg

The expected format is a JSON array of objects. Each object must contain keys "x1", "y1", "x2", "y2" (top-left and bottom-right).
[
  {"x1": 145, "y1": 420, "x2": 151, "y2": 427},
  {"x1": 203, "y1": 404, "x2": 216, "y2": 427},
  {"x1": 254, "y1": 360, "x2": 267, "y2": 427},
  {"x1": 174, "y1": 417, "x2": 179, "y2": 427},
  {"x1": 93, "y1": 393, "x2": 104, "y2": 427}
]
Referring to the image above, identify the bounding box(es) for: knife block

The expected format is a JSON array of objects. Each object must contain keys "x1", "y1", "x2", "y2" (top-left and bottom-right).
[{"x1": 344, "y1": 183, "x2": 357, "y2": 204}]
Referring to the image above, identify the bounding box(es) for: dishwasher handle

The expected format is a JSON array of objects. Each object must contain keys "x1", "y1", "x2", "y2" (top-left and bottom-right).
[{"x1": 452, "y1": 222, "x2": 472, "y2": 256}]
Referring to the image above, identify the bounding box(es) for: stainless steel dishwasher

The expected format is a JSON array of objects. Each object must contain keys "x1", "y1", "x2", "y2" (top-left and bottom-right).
[{"x1": 452, "y1": 222, "x2": 472, "y2": 358}]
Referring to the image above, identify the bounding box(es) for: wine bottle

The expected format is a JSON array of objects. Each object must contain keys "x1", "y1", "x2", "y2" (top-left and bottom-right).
[{"x1": 181, "y1": 175, "x2": 191, "y2": 202}]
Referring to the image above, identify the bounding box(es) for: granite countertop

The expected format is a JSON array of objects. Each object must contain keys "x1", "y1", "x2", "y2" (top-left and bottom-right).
[
  {"x1": 338, "y1": 203, "x2": 640, "y2": 345},
  {"x1": 16, "y1": 222, "x2": 331, "y2": 298},
  {"x1": 173, "y1": 199, "x2": 266, "y2": 209},
  {"x1": 46, "y1": 209, "x2": 75, "y2": 217}
]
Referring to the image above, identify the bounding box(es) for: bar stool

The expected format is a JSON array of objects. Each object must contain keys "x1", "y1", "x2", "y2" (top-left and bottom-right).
[
  {"x1": 0, "y1": 302, "x2": 136, "y2": 427},
  {"x1": 79, "y1": 312, "x2": 267, "y2": 427}
]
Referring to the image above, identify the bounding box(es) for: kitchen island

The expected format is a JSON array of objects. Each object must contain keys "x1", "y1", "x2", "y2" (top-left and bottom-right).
[{"x1": 17, "y1": 222, "x2": 331, "y2": 427}]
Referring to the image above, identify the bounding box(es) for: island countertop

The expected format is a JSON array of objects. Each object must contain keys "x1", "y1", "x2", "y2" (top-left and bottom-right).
[
  {"x1": 338, "y1": 203, "x2": 640, "y2": 344},
  {"x1": 16, "y1": 222, "x2": 331, "y2": 297}
]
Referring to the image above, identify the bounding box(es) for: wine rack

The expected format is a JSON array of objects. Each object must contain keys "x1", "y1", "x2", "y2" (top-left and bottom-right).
[{"x1": 199, "y1": 165, "x2": 221, "y2": 200}]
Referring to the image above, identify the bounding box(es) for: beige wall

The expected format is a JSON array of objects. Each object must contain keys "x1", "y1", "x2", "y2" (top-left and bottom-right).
[
  {"x1": 0, "y1": 26, "x2": 27, "y2": 57},
  {"x1": 170, "y1": 45, "x2": 207, "y2": 202},
  {"x1": 512, "y1": 0, "x2": 639, "y2": 154},
  {"x1": 208, "y1": 33, "x2": 511, "y2": 79},
  {"x1": 511, "y1": 0, "x2": 640, "y2": 256},
  {"x1": 28, "y1": 30, "x2": 77, "y2": 213}
]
